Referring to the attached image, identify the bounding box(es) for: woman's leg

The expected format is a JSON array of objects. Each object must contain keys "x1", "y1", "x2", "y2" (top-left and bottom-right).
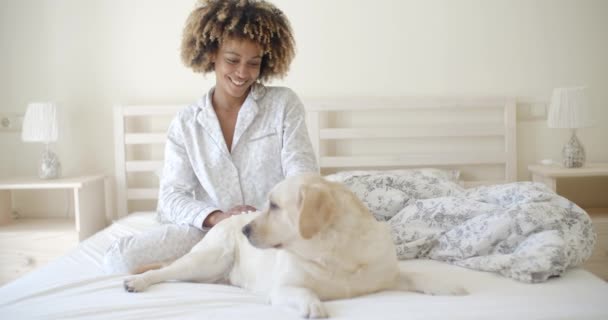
[{"x1": 103, "y1": 224, "x2": 205, "y2": 274}]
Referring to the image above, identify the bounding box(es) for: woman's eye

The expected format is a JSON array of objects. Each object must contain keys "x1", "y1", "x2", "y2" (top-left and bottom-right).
[
  {"x1": 269, "y1": 202, "x2": 279, "y2": 210},
  {"x1": 226, "y1": 59, "x2": 238, "y2": 64},
  {"x1": 248, "y1": 61, "x2": 261, "y2": 67}
]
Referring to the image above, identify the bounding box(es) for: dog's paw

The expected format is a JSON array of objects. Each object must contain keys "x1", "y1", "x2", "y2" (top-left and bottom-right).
[
  {"x1": 123, "y1": 276, "x2": 149, "y2": 293},
  {"x1": 298, "y1": 300, "x2": 328, "y2": 319}
]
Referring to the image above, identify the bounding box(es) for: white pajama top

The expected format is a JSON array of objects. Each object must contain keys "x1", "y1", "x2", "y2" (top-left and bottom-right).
[{"x1": 156, "y1": 84, "x2": 319, "y2": 230}]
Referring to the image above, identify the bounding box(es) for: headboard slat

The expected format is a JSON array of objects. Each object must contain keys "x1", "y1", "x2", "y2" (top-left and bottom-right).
[
  {"x1": 305, "y1": 97, "x2": 509, "y2": 111},
  {"x1": 320, "y1": 152, "x2": 507, "y2": 168},
  {"x1": 127, "y1": 188, "x2": 159, "y2": 200},
  {"x1": 125, "y1": 133, "x2": 166, "y2": 144},
  {"x1": 125, "y1": 161, "x2": 163, "y2": 173},
  {"x1": 113, "y1": 106, "x2": 128, "y2": 218},
  {"x1": 320, "y1": 125, "x2": 504, "y2": 139},
  {"x1": 122, "y1": 105, "x2": 184, "y2": 116}
]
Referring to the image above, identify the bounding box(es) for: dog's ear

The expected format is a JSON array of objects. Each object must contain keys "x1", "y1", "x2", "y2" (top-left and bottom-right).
[{"x1": 298, "y1": 183, "x2": 336, "y2": 239}]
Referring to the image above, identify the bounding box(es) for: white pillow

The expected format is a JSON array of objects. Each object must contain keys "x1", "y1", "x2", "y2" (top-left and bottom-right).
[{"x1": 325, "y1": 168, "x2": 464, "y2": 221}]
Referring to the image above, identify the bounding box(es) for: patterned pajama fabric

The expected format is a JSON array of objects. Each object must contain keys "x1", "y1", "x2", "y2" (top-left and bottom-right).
[
  {"x1": 157, "y1": 84, "x2": 318, "y2": 230},
  {"x1": 104, "y1": 84, "x2": 318, "y2": 273},
  {"x1": 103, "y1": 224, "x2": 205, "y2": 274}
]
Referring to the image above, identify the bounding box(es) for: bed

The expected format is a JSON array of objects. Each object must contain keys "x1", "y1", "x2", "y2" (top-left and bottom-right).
[{"x1": 1, "y1": 97, "x2": 607, "y2": 319}]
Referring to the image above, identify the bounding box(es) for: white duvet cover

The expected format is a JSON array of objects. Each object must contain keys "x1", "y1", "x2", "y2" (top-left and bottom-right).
[{"x1": 1, "y1": 212, "x2": 607, "y2": 320}]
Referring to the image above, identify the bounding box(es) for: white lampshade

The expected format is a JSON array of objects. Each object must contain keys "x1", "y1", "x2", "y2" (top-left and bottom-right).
[
  {"x1": 547, "y1": 87, "x2": 593, "y2": 129},
  {"x1": 22, "y1": 102, "x2": 59, "y2": 143}
]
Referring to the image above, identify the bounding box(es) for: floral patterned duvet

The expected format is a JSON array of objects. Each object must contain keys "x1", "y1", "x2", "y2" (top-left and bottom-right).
[{"x1": 327, "y1": 169, "x2": 596, "y2": 283}]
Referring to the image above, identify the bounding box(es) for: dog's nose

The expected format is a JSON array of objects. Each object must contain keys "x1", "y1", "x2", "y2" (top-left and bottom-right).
[{"x1": 242, "y1": 224, "x2": 252, "y2": 237}]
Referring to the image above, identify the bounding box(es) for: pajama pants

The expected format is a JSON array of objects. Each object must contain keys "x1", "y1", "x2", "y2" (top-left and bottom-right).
[{"x1": 103, "y1": 224, "x2": 205, "y2": 274}]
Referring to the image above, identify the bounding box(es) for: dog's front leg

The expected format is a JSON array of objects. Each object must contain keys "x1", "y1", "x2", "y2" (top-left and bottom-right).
[{"x1": 270, "y1": 286, "x2": 328, "y2": 319}]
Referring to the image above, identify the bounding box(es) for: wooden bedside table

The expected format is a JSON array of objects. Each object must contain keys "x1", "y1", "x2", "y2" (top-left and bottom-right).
[
  {"x1": 0, "y1": 175, "x2": 108, "y2": 242},
  {"x1": 528, "y1": 163, "x2": 608, "y2": 280}
]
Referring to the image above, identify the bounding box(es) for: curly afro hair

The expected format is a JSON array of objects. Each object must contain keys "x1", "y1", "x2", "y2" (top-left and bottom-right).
[{"x1": 181, "y1": 0, "x2": 296, "y2": 83}]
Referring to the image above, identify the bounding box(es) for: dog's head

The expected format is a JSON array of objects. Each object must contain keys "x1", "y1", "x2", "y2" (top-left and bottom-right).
[{"x1": 242, "y1": 173, "x2": 337, "y2": 249}]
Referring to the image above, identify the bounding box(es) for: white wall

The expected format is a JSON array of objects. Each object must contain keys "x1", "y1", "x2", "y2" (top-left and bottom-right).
[{"x1": 1, "y1": 0, "x2": 606, "y2": 217}]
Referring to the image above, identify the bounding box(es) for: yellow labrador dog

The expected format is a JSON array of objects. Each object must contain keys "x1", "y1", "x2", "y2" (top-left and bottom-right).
[{"x1": 124, "y1": 173, "x2": 466, "y2": 318}]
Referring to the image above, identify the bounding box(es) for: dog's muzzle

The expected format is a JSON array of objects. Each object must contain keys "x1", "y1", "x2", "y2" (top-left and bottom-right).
[{"x1": 242, "y1": 223, "x2": 252, "y2": 238}]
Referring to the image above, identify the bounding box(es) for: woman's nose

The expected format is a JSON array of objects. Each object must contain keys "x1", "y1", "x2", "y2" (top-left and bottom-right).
[{"x1": 235, "y1": 64, "x2": 247, "y2": 77}]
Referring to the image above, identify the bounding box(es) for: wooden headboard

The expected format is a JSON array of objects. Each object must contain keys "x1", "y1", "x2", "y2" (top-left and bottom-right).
[{"x1": 113, "y1": 97, "x2": 516, "y2": 219}]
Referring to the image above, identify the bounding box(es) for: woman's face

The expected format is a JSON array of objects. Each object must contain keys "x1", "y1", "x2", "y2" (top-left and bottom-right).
[{"x1": 213, "y1": 38, "x2": 263, "y2": 102}]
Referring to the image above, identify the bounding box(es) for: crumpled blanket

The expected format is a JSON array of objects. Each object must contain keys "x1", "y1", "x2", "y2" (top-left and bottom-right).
[{"x1": 388, "y1": 182, "x2": 596, "y2": 283}]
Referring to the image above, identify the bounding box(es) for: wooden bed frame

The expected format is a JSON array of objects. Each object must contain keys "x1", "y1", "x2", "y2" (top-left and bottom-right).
[{"x1": 113, "y1": 97, "x2": 517, "y2": 219}]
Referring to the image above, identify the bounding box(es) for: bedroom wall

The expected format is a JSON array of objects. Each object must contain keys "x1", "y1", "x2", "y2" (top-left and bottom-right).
[{"x1": 1, "y1": 0, "x2": 606, "y2": 218}]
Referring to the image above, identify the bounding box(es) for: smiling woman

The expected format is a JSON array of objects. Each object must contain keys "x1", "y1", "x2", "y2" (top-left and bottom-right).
[
  {"x1": 212, "y1": 38, "x2": 264, "y2": 150},
  {"x1": 180, "y1": 0, "x2": 295, "y2": 82},
  {"x1": 102, "y1": 0, "x2": 318, "y2": 274}
]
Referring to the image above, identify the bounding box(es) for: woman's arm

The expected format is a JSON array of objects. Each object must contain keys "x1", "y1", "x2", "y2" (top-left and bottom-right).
[
  {"x1": 156, "y1": 116, "x2": 220, "y2": 230},
  {"x1": 280, "y1": 90, "x2": 320, "y2": 176}
]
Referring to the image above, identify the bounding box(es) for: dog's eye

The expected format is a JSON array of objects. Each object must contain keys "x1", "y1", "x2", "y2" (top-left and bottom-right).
[{"x1": 269, "y1": 202, "x2": 279, "y2": 210}]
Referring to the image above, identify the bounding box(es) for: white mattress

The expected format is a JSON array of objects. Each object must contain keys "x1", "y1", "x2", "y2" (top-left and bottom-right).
[{"x1": 1, "y1": 211, "x2": 607, "y2": 320}]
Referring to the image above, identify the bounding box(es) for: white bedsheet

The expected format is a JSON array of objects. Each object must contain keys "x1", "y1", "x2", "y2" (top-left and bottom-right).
[{"x1": 1, "y1": 212, "x2": 607, "y2": 320}]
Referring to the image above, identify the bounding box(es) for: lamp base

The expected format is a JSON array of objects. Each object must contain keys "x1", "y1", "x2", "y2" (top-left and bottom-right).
[
  {"x1": 562, "y1": 130, "x2": 585, "y2": 168},
  {"x1": 39, "y1": 147, "x2": 62, "y2": 179}
]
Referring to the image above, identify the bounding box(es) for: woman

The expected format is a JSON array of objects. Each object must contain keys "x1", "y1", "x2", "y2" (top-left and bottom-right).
[{"x1": 104, "y1": 0, "x2": 318, "y2": 273}]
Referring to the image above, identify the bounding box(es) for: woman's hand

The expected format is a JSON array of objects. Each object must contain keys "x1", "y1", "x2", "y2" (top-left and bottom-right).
[
  {"x1": 225, "y1": 205, "x2": 257, "y2": 216},
  {"x1": 202, "y1": 205, "x2": 257, "y2": 228}
]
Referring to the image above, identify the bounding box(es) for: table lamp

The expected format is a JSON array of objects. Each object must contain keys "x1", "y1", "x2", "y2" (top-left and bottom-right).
[
  {"x1": 547, "y1": 87, "x2": 593, "y2": 168},
  {"x1": 21, "y1": 102, "x2": 62, "y2": 179}
]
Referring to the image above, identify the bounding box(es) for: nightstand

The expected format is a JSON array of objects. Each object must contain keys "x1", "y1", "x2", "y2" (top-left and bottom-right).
[
  {"x1": 528, "y1": 163, "x2": 608, "y2": 280},
  {"x1": 0, "y1": 175, "x2": 108, "y2": 241}
]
